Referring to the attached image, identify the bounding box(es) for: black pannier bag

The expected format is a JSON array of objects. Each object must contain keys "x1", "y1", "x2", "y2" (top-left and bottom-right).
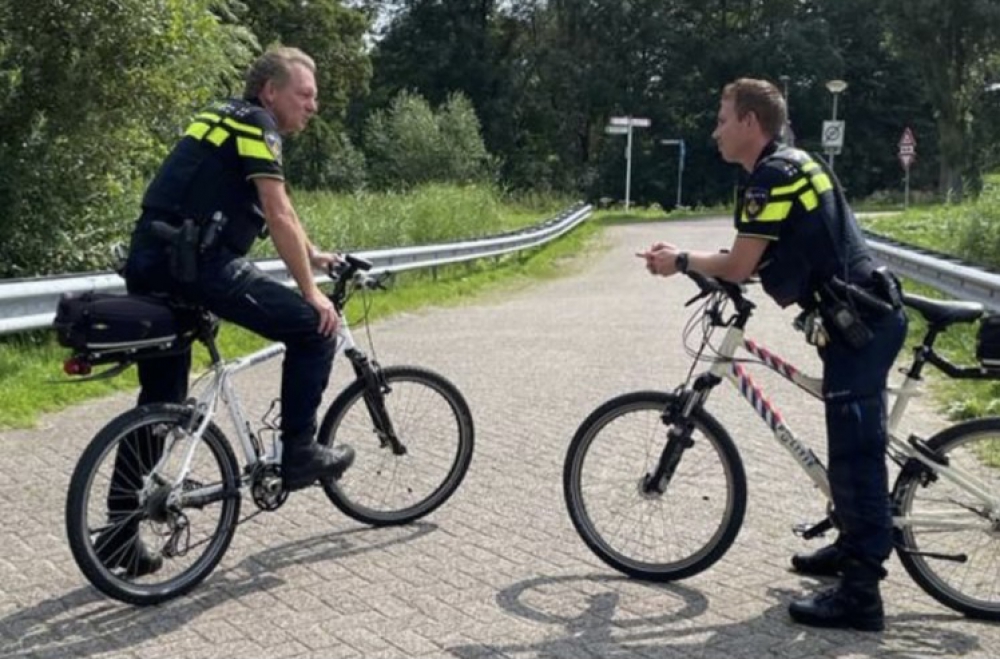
[
  {"x1": 54, "y1": 292, "x2": 194, "y2": 365},
  {"x1": 976, "y1": 313, "x2": 1000, "y2": 370}
]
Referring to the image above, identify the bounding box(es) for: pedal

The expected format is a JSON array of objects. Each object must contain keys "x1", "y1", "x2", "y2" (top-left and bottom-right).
[{"x1": 793, "y1": 518, "x2": 833, "y2": 539}]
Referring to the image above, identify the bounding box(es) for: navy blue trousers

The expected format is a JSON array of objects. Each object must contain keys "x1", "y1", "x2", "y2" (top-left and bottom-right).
[{"x1": 819, "y1": 308, "x2": 907, "y2": 566}]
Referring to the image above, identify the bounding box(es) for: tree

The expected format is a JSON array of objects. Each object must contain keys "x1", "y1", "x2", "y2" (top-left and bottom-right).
[
  {"x1": 364, "y1": 90, "x2": 491, "y2": 189},
  {"x1": 882, "y1": 0, "x2": 1000, "y2": 198},
  {"x1": 240, "y1": 0, "x2": 373, "y2": 190},
  {"x1": 0, "y1": 0, "x2": 256, "y2": 276}
]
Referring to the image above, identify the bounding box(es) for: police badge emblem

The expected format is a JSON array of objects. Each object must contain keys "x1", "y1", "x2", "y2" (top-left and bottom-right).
[
  {"x1": 744, "y1": 187, "x2": 769, "y2": 219},
  {"x1": 264, "y1": 131, "x2": 283, "y2": 163}
]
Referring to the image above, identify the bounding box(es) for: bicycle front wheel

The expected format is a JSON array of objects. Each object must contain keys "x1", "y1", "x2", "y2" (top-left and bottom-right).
[
  {"x1": 893, "y1": 417, "x2": 1000, "y2": 620},
  {"x1": 564, "y1": 391, "x2": 747, "y2": 581},
  {"x1": 318, "y1": 365, "x2": 474, "y2": 526},
  {"x1": 66, "y1": 404, "x2": 241, "y2": 606}
]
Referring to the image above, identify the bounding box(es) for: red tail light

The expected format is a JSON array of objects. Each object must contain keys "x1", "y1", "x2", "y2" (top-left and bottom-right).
[{"x1": 63, "y1": 357, "x2": 92, "y2": 376}]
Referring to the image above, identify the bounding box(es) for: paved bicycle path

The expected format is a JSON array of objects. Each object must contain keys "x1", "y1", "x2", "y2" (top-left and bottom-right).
[{"x1": 1, "y1": 218, "x2": 997, "y2": 659}]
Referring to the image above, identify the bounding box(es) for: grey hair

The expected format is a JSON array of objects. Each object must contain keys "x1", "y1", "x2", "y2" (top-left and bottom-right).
[{"x1": 243, "y1": 46, "x2": 316, "y2": 100}]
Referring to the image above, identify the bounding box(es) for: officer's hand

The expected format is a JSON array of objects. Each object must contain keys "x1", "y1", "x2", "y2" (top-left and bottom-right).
[
  {"x1": 635, "y1": 242, "x2": 681, "y2": 277},
  {"x1": 309, "y1": 249, "x2": 342, "y2": 273},
  {"x1": 305, "y1": 291, "x2": 340, "y2": 336}
]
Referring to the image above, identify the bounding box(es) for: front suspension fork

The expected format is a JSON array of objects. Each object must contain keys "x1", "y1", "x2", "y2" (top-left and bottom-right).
[{"x1": 348, "y1": 348, "x2": 406, "y2": 455}]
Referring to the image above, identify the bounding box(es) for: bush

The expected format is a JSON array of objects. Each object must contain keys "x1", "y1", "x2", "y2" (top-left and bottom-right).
[
  {"x1": 364, "y1": 91, "x2": 492, "y2": 190},
  {"x1": 956, "y1": 175, "x2": 1000, "y2": 269}
]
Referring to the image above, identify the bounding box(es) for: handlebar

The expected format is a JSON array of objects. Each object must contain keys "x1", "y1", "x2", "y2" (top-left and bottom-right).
[{"x1": 326, "y1": 253, "x2": 391, "y2": 310}]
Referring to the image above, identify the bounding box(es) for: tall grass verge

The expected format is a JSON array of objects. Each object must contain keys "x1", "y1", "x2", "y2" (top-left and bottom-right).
[
  {"x1": 862, "y1": 173, "x2": 1000, "y2": 421},
  {"x1": 0, "y1": 184, "x2": 589, "y2": 430}
]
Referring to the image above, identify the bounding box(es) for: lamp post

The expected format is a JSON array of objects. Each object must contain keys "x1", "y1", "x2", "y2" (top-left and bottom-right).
[{"x1": 825, "y1": 79, "x2": 848, "y2": 172}]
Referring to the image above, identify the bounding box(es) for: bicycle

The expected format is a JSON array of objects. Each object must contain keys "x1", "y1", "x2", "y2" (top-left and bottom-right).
[
  {"x1": 64, "y1": 254, "x2": 475, "y2": 606},
  {"x1": 563, "y1": 271, "x2": 1000, "y2": 620}
]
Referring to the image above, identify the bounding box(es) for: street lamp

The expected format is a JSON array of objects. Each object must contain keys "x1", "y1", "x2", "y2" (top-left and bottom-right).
[{"x1": 825, "y1": 79, "x2": 848, "y2": 171}]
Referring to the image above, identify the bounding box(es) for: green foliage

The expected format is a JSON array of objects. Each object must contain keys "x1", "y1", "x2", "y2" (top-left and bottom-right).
[
  {"x1": 881, "y1": 0, "x2": 1000, "y2": 197},
  {"x1": 364, "y1": 91, "x2": 492, "y2": 189},
  {"x1": 954, "y1": 177, "x2": 1000, "y2": 269},
  {"x1": 0, "y1": 0, "x2": 256, "y2": 277},
  {"x1": 239, "y1": 0, "x2": 373, "y2": 189},
  {"x1": 862, "y1": 179, "x2": 1000, "y2": 420},
  {"x1": 0, "y1": 188, "x2": 579, "y2": 429},
  {"x1": 287, "y1": 183, "x2": 542, "y2": 253}
]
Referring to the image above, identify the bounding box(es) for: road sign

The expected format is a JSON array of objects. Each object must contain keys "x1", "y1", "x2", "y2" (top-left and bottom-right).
[
  {"x1": 605, "y1": 125, "x2": 629, "y2": 135},
  {"x1": 899, "y1": 153, "x2": 915, "y2": 169},
  {"x1": 610, "y1": 116, "x2": 651, "y2": 128},
  {"x1": 822, "y1": 120, "x2": 845, "y2": 149},
  {"x1": 899, "y1": 126, "x2": 917, "y2": 149}
]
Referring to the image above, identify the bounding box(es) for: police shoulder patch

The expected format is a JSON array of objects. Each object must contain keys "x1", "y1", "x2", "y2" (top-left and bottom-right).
[
  {"x1": 744, "y1": 187, "x2": 769, "y2": 219},
  {"x1": 264, "y1": 131, "x2": 283, "y2": 163}
]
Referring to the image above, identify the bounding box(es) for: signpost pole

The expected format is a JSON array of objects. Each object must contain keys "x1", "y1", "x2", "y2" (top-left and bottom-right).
[
  {"x1": 904, "y1": 166, "x2": 911, "y2": 209},
  {"x1": 607, "y1": 116, "x2": 650, "y2": 212},
  {"x1": 625, "y1": 123, "x2": 634, "y2": 211}
]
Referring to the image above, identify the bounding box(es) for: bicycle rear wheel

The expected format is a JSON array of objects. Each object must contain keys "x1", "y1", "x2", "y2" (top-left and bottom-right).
[
  {"x1": 318, "y1": 365, "x2": 474, "y2": 526},
  {"x1": 892, "y1": 417, "x2": 1000, "y2": 620},
  {"x1": 66, "y1": 404, "x2": 241, "y2": 606},
  {"x1": 564, "y1": 391, "x2": 747, "y2": 581}
]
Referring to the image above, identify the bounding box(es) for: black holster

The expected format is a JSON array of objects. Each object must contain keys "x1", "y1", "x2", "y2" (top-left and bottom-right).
[{"x1": 151, "y1": 218, "x2": 199, "y2": 283}]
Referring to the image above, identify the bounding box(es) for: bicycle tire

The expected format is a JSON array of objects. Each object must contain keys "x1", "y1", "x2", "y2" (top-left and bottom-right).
[
  {"x1": 66, "y1": 403, "x2": 241, "y2": 606},
  {"x1": 892, "y1": 417, "x2": 1000, "y2": 620},
  {"x1": 564, "y1": 391, "x2": 747, "y2": 581},
  {"x1": 318, "y1": 365, "x2": 474, "y2": 526}
]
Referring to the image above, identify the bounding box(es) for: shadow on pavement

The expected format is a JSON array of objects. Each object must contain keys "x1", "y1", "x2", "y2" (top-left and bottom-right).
[
  {"x1": 445, "y1": 573, "x2": 986, "y2": 659},
  {"x1": 0, "y1": 521, "x2": 436, "y2": 659}
]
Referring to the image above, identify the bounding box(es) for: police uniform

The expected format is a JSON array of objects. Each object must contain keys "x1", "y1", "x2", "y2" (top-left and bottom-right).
[
  {"x1": 124, "y1": 98, "x2": 336, "y2": 444},
  {"x1": 736, "y1": 141, "x2": 907, "y2": 575}
]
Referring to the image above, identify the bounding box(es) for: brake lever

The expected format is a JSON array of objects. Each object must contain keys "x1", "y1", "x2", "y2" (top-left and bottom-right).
[{"x1": 684, "y1": 291, "x2": 709, "y2": 307}]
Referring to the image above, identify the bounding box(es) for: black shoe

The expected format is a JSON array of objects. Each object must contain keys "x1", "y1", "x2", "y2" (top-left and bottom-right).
[
  {"x1": 94, "y1": 522, "x2": 163, "y2": 578},
  {"x1": 788, "y1": 584, "x2": 885, "y2": 631},
  {"x1": 282, "y1": 443, "x2": 355, "y2": 491},
  {"x1": 791, "y1": 544, "x2": 843, "y2": 577}
]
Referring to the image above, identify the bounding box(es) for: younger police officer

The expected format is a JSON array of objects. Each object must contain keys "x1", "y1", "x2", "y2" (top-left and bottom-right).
[
  {"x1": 639, "y1": 78, "x2": 907, "y2": 631},
  {"x1": 98, "y1": 47, "x2": 354, "y2": 577}
]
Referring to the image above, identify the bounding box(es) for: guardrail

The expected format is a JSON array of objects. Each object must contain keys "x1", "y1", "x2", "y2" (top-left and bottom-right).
[
  {"x1": 867, "y1": 234, "x2": 1000, "y2": 312},
  {"x1": 0, "y1": 203, "x2": 593, "y2": 335}
]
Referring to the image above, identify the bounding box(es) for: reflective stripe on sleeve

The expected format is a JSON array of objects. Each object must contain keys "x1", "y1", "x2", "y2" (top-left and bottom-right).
[
  {"x1": 753, "y1": 201, "x2": 793, "y2": 222},
  {"x1": 237, "y1": 136, "x2": 276, "y2": 161}
]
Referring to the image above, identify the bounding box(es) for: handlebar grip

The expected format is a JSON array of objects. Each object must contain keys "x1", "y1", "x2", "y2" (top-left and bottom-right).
[{"x1": 344, "y1": 254, "x2": 373, "y2": 271}]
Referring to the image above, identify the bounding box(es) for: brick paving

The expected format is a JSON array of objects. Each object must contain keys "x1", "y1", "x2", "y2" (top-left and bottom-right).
[{"x1": 1, "y1": 218, "x2": 998, "y2": 658}]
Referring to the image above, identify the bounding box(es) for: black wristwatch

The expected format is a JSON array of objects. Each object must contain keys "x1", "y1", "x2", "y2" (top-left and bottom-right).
[{"x1": 675, "y1": 251, "x2": 690, "y2": 274}]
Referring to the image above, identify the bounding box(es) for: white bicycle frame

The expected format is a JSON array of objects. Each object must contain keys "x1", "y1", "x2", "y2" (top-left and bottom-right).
[
  {"x1": 686, "y1": 320, "x2": 1000, "y2": 533},
  {"x1": 147, "y1": 317, "x2": 361, "y2": 503}
]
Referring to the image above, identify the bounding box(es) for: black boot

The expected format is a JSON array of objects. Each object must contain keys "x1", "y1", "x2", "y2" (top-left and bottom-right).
[
  {"x1": 788, "y1": 559, "x2": 885, "y2": 632},
  {"x1": 282, "y1": 440, "x2": 355, "y2": 491},
  {"x1": 94, "y1": 519, "x2": 163, "y2": 578},
  {"x1": 791, "y1": 543, "x2": 843, "y2": 577}
]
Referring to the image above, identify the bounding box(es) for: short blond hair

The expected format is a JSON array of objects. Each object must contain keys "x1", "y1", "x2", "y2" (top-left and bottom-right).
[
  {"x1": 243, "y1": 47, "x2": 316, "y2": 100},
  {"x1": 721, "y1": 78, "x2": 787, "y2": 139}
]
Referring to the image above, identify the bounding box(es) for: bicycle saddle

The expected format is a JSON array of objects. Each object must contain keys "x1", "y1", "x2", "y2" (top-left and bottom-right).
[{"x1": 902, "y1": 292, "x2": 983, "y2": 326}]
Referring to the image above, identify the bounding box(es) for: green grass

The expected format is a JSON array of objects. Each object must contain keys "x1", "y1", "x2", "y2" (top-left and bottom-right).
[
  {"x1": 0, "y1": 190, "x2": 601, "y2": 430},
  {"x1": 859, "y1": 176, "x2": 1000, "y2": 423}
]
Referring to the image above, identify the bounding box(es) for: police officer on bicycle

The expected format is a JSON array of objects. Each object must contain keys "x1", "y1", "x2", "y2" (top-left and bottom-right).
[
  {"x1": 639, "y1": 78, "x2": 907, "y2": 631},
  {"x1": 99, "y1": 47, "x2": 355, "y2": 577}
]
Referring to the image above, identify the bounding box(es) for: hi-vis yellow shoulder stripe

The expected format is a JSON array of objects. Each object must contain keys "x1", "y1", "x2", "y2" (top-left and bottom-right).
[
  {"x1": 183, "y1": 113, "x2": 274, "y2": 161},
  {"x1": 237, "y1": 137, "x2": 275, "y2": 161}
]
